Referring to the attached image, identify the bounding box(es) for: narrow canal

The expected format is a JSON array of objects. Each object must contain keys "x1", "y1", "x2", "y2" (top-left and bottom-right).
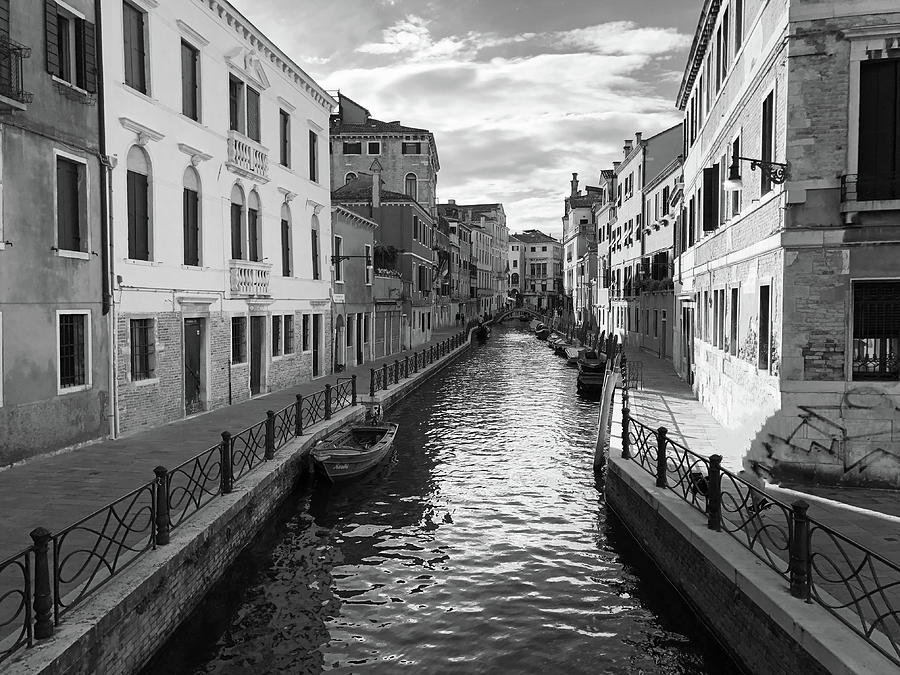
[{"x1": 146, "y1": 324, "x2": 738, "y2": 674}]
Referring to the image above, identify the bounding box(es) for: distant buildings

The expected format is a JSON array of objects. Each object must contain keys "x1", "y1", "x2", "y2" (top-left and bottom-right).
[
  {"x1": 508, "y1": 230, "x2": 563, "y2": 311},
  {"x1": 562, "y1": 174, "x2": 602, "y2": 325}
]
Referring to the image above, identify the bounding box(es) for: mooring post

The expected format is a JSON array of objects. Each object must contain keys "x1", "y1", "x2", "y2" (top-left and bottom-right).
[
  {"x1": 707, "y1": 454, "x2": 722, "y2": 531},
  {"x1": 220, "y1": 431, "x2": 233, "y2": 494},
  {"x1": 324, "y1": 384, "x2": 333, "y2": 419},
  {"x1": 655, "y1": 427, "x2": 668, "y2": 488},
  {"x1": 153, "y1": 466, "x2": 170, "y2": 545},
  {"x1": 789, "y1": 500, "x2": 811, "y2": 600},
  {"x1": 621, "y1": 408, "x2": 631, "y2": 459},
  {"x1": 295, "y1": 394, "x2": 303, "y2": 435},
  {"x1": 265, "y1": 410, "x2": 275, "y2": 460},
  {"x1": 29, "y1": 528, "x2": 53, "y2": 639},
  {"x1": 351, "y1": 374, "x2": 358, "y2": 406}
]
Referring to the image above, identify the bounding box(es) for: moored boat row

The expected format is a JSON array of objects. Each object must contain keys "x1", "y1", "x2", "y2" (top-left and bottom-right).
[{"x1": 530, "y1": 321, "x2": 609, "y2": 395}]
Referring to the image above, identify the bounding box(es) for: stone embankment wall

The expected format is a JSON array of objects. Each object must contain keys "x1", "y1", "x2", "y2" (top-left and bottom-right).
[{"x1": 9, "y1": 336, "x2": 473, "y2": 675}]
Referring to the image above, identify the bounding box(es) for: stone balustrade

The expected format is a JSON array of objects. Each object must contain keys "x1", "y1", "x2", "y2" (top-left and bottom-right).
[
  {"x1": 229, "y1": 259, "x2": 271, "y2": 296},
  {"x1": 226, "y1": 130, "x2": 269, "y2": 182}
]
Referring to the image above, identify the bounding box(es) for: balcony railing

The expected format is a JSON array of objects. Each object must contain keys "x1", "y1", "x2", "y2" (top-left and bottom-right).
[
  {"x1": 229, "y1": 259, "x2": 271, "y2": 296},
  {"x1": 0, "y1": 36, "x2": 33, "y2": 109},
  {"x1": 841, "y1": 173, "x2": 900, "y2": 202},
  {"x1": 227, "y1": 130, "x2": 269, "y2": 182}
]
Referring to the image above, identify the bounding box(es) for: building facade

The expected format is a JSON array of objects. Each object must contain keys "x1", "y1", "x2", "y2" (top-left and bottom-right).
[
  {"x1": 102, "y1": 0, "x2": 335, "y2": 435},
  {"x1": 0, "y1": 0, "x2": 109, "y2": 463},
  {"x1": 562, "y1": 174, "x2": 602, "y2": 324},
  {"x1": 676, "y1": 0, "x2": 900, "y2": 486},
  {"x1": 514, "y1": 230, "x2": 563, "y2": 311}
]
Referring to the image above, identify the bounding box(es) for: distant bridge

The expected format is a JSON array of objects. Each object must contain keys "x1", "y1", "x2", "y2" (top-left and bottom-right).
[{"x1": 493, "y1": 307, "x2": 546, "y2": 323}]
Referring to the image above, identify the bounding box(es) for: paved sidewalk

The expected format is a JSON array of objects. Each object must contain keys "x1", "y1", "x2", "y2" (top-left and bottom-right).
[
  {"x1": 0, "y1": 326, "x2": 465, "y2": 559},
  {"x1": 622, "y1": 347, "x2": 900, "y2": 559}
]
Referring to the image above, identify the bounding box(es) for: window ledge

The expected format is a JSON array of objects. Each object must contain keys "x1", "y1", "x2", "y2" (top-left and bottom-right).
[
  {"x1": 51, "y1": 75, "x2": 90, "y2": 97},
  {"x1": 58, "y1": 383, "x2": 91, "y2": 396},
  {"x1": 230, "y1": 361, "x2": 248, "y2": 368},
  {"x1": 54, "y1": 249, "x2": 90, "y2": 260},
  {"x1": 127, "y1": 377, "x2": 159, "y2": 388},
  {"x1": 841, "y1": 199, "x2": 900, "y2": 213},
  {"x1": 120, "y1": 82, "x2": 157, "y2": 104},
  {"x1": 180, "y1": 264, "x2": 206, "y2": 271},
  {"x1": 123, "y1": 258, "x2": 161, "y2": 267}
]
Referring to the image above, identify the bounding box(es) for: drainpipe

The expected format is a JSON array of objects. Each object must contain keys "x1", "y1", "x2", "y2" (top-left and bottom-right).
[{"x1": 95, "y1": 0, "x2": 118, "y2": 438}]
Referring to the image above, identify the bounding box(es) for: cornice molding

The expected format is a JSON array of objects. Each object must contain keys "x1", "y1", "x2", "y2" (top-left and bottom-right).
[
  {"x1": 176, "y1": 19, "x2": 210, "y2": 47},
  {"x1": 119, "y1": 117, "x2": 164, "y2": 146},
  {"x1": 178, "y1": 143, "x2": 213, "y2": 165}
]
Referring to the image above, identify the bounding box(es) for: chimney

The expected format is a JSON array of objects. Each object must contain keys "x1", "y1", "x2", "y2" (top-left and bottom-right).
[
  {"x1": 570, "y1": 172, "x2": 579, "y2": 197},
  {"x1": 448, "y1": 198, "x2": 456, "y2": 205},
  {"x1": 370, "y1": 158, "x2": 382, "y2": 209},
  {"x1": 613, "y1": 161, "x2": 621, "y2": 171},
  {"x1": 634, "y1": 132, "x2": 642, "y2": 144},
  {"x1": 623, "y1": 140, "x2": 633, "y2": 155}
]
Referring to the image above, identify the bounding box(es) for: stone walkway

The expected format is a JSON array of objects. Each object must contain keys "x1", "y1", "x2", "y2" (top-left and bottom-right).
[{"x1": 0, "y1": 327, "x2": 465, "y2": 561}]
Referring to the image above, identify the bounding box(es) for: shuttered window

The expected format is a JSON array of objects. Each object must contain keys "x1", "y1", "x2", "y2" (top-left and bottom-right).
[
  {"x1": 761, "y1": 91, "x2": 774, "y2": 195},
  {"x1": 281, "y1": 218, "x2": 291, "y2": 276},
  {"x1": 246, "y1": 86, "x2": 260, "y2": 142},
  {"x1": 122, "y1": 1, "x2": 146, "y2": 93},
  {"x1": 230, "y1": 202, "x2": 242, "y2": 259},
  {"x1": 57, "y1": 157, "x2": 83, "y2": 251},
  {"x1": 126, "y1": 170, "x2": 150, "y2": 260},
  {"x1": 702, "y1": 165, "x2": 719, "y2": 231},
  {"x1": 183, "y1": 187, "x2": 199, "y2": 266},
  {"x1": 44, "y1": 2, "x2": 96, "y2": 91},
  {"x1": 858, "y1": 59, "x2": 900, "y2": 200},
  {"x1": 279, "y1": 109, "x2": 291, "y2": 167},
  {"x1": 311, "y1": 227, "x2": 320, "y2": 280},
  {"x1": 248, "y1": 207, "x2": 260, "y2": 262},
  {"x1": 181, "y1": 40, "x2": 200, "y2": 121},
  {"x1": 228, "y1": 75, "x2": 243, "y2": 133},
  {"x1": 308, "y1": 130, "x2": 318, "y2": 182}
]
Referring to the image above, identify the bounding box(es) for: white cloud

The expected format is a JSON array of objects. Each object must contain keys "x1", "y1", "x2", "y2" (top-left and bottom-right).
[{"x1": 556, "y1": 21, "x2": 691, "y2": 55}]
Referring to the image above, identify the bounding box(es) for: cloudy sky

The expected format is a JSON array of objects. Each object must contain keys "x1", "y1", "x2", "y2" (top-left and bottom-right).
[{"x1": 232, "y1": 0, "x2": 699, "y2": 239}]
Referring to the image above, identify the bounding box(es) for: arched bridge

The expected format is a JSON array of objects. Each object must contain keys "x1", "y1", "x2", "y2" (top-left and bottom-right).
[{"x1": 493, "y1": 307, "x2": 546, "y2": 323}]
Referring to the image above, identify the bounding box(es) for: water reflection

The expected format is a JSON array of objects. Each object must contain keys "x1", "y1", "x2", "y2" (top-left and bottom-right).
[{"x1": 145, "y1": 325, "x2": 738, "y2": 675}]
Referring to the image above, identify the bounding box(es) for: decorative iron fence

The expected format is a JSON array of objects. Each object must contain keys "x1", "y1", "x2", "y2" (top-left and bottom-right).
[
  {"x1": 167, "y1": 445, "x2": 221, "y2": 530},
  {"x1": 618, "y1": 361, "x2": 900, "y2": 667},
  {"x1": 0, "y1": 548, "x2": 32, "y2": 663}
]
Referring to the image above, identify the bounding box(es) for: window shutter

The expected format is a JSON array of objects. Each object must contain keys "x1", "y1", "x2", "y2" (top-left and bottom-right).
[
  {"x1": 0, "y1": 0, "x2": 9, "y2": 40},
  {"x1": 702, "y1": 166, "x2": 719, "y2": 231},
  {"x1": 246, "y1": 87, "x2": 260, "y2": 141},
  {"x1": 82, "y1": 20, "x2": 97, "y2": 92},
  {"x1": 45, "y1": 0, "x2": 60, "y2": 76},
  {"x1": 230, "y1": 203, "x2": 242, "y2": 259},
  {"x1": 281, "y1": 219, "x2": 290, "y2": 276},
  {"x1": 57, "y1": 159, "x2": 79, "y2": 250},
  {"x1": 183, "y1": 188, "x2": 199, "y2": 266},
  {"x1": 248, "y1": 208, "x2": 259, "y2": 261},
  {"x1": 127, "y1": 171, "x2": 138, "y2": 258},
  {"x1": 859, "y1": 60, "x2": 900, "y2": 199}
]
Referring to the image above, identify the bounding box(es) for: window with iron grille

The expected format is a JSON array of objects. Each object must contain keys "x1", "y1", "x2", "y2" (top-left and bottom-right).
[
  {"x1": 853, "y1": 281, "x2": 900, "y2": 380},
  {"x1": 284, "y1": 315, "x2": 294, "y2": 354},
  {"x1": 272, "y1": 315, "x2": 282, "y2": 357},
  {"x1": 302, "y1": 313, "x2": 310, "y2": 351},
  {"x1": 129, "y1": 318, "x2": 155, "y2": 380},
  {"x1": 231, "y1": 316, "x2": 247, "y2": 363},
  {"x1": 59, "y1": 312, "x2": 87, "y2": 389}
]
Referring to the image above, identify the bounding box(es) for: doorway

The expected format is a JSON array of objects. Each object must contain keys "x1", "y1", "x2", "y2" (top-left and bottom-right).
[
  {"x1": 312, "y1": 314, "x2": 321, "y2": 377},
  {"x1": 661, "y1": 310, "x2": 668, "y2": 360},
  {"x1": 334, "y1": 315, "x2": 345, "y2": 371},
  {"x1": 250, "y1": 315, "x2": 265, "y2": 395},
  {"x1": 184, "y1": 318, "x2": 204, "y2": 415},
  {"x1": 681, "y1": 305, "x2": 694, "y2": 386},
  {"x1": 356, "y1": 313, "x2": 364, "y2": 365}
]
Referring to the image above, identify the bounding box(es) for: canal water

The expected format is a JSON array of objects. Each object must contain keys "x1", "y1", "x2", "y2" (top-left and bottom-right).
[{"x1": 146, "y1": 324, "x2": 738, "y2": 674}]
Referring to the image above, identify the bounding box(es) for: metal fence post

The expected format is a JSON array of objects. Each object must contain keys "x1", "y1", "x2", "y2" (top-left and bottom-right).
[
  {"x1": 324, "y1": 384, "x2": 333, "y2": 419},
  {"x1": 404, "y1": 356, "x2": 410, "y2": 378},
  {"x1": 789, "y1": 500, "x2": 811, "y2": 600},
  {"x1": 394, "y1": 359, "x2": 400, "y2": 384},
  {"x1": 707, "y1": 454, "x2": 722, "y2": 530},
  {"x1": 154, "y1": 466, "x2": 170, "y2": 545},
  {"x1": 351, "y1": 374, "x2": 358, "y2": 406},
  {"x1": 382, "y1": 363, "x2": 388, "y2": 390},
  {"x1": 30, "y1": 527, "x2": 53, "y2": 639},
  {"x1": 370, "y1": 368, "x2": 376, "y2": 397},
  {"x1": 220, "y1": 431, "x2": 233, "y2": 494},
  {"x1": 413, "y1": 352, "x2": 418, "y2": 373},
  {"x1": 621, "y1": 407, "x2": 631, "y2": 459},
  {"x1": 655, "y1": 427, "x2": 668, "y2": 487},
  {"x1": 295, "y1": 394, "x2": 303, "y2": 435},
  {"x1": 265, "y1": 411, "x2": 275, "y2": 460}
]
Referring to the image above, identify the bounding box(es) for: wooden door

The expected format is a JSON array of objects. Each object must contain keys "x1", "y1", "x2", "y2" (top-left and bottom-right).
[
  {"x1": 250, "y1": 315, "x2": 264, "y2": 395},
  {"x1": 184, "y1": 318, "x2": 203, "y2": 414}
]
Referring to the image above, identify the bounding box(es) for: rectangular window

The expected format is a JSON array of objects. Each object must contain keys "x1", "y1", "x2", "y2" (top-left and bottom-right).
[
  {"x1": 368, "y1": 141, "x2": 380, "y2": 154},
  {"x1": 230, "y1": 203, "x2": 242, "y2": 260},
  {"x1": 284, "y1": 315, "x2": 295, "y2": 354},
  {"x1": 713, "y1": 290, "x2": 720, "y2": 348},
  {"x1": 181, "y1": 40, "x2": 200, "y2": 121},
  {"x1": 731, "y1": 135, "x2": 742, "y2": 217},
  {"x1": 302, "y1": 314, "x2": 310, "y2": 351},
  {"x1": 129, "y1": 318, "x2": 155, "y2": 380},
  {"x1": 279, "y1": 109, "x2": 291, "y2": 167},
  {"x1": 718, "y1": 289, "x2": 726, "y2": 348},
  {"x1": 126, "y1": 169, "x2": 150, "y2": 260},
  {"x1": 122, "y1": 1, "x2": 147, "y2": 93},
  {"x1": 343, "y1": 141, "x2": 361, "y2": 154},
  {"x1": 735, "y1": 0, "x2": 743, "y2": 52},
  {"x1": 308, "y1": 130, "x2": 318, "y2": 182},
  {"x1": 654, "y1": 310, "x2": 659, "y2": 339},
  {"x1": 730, "y1": 287, "x2": 739, "y2": 356},
  {"x1": 228, "y1": 75, "x2": 244, "y2": 134},
  {"x1": 722, "y1": 9, "x2": 729, "y2": 72},
  {"x1": 183, "y1": 185, "x2": 199, "y2": 266},
  {"x1": 402, "y1": 142, "x2": 422, "y2": 154},
  {"x1": 852, "y1": 281, "x2": 900, "y2": 380},
  {"x1": 311, "y1": 228, "x2": 320, "y2": 280},
  {"x1": 248, "y1": 207, "x2": 260, "y2": 262},
  {"x1": 231, "y1": 316, "x2": 247, "y2": 363},
  {"x1": 333, "y1": 235, "x2": 343, "y2": 282},
  {"x1": 761, "y1": 91, "x2": 774, "y2": 195},
  {"x1": 246, "y1": 86, "x2": 261, "y2": 142},
  {"x1": 53, "y1": 7, "x2": 91, "y2": 90},
  {"x1": 281, "y1": 217, "x2": 291, "y2": 276},
  {"x1": 758, "y1": 285, "x2": 771, "y2": 370},
  {"x1": 858, "y1": 59, "x2": 900, "y2": 200},
  {"x1": 703, "y1": 290, "x2": 710, "y2": 341},
  {"x1": 365, "y1": 244, "x2": 372, "y2": 285},
  {"x1": 702, "y1": 165, "x2": 719, "y2": 232},
  {"x1": 56, "y1": 156, "x2": 86, "y2": 252},
  {"x1": 272, "y1": 315, "x2": 282, "y2": 357},
  {"x1": 58, "y1": 312, "x2": 89, "y2": 390}
]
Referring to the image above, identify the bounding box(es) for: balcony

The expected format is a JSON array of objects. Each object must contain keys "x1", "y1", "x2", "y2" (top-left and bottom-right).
[
  {"x1": 0, "y1": 37, "x2": 33, "y2": 111},
  {"x1": 229, "y1": 259, "x2": 271, "y2": 296},
  {"x1": 227, "y1": 130, "x2": 269, "y2": 183}
]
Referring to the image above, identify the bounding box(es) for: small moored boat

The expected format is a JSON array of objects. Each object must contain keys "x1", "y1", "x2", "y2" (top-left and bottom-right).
[
  {"x1": 535, "y1": 324, "x2": 551, "y2": 340},
  {"x1": 576, "y1": 350, "x2": 607, "y2": 394},
  {"x1": 565, "y1": 346, "x2": 586, "y2": 365},
  {"x1": 312, "y1": 416, "x2": 399, "y2": 482}
]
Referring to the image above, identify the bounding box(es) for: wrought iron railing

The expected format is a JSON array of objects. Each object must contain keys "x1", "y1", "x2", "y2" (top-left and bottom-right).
[
  {"x1": 368, "y1": 332, "x2": 466, "y2": 396},
  {"x1": 0, "y1": 36, "x2": 33, "y2": 106},
  {"x1": 0, "y1": 548, "x2": 32, "y2": 662},
  {"x1": 167, "y1": 445, "x2": 221, "y2": 530},
  {"x1": 618, "y1": 359, "x2": 900, "y2": 666}
]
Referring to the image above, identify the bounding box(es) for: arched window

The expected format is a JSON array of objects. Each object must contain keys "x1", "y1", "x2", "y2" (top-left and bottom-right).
[
  {"x1": 183, "y1": 167, "x2": 201, "y2": 266},
  {"x1": 126, "y1": 146, "x2": 152, "y2": 260},
  {"x1": 280, "y1": 203, "x2": 292, "y2": 277},
  {"x1": 248, "y1": 190, "x2": 261, "y2": 262},
  {"x1": 405, "y1": 173, "x2": 417, "y2": 200},
  {"x1": 511, "y1": 272, "x2": 519, "y2": 286},
  {"x1": 345, "y1": 172, "x2": 357, "y2": 184},
  {"x1": 230, "y1": 184, "x2": 244, "y2": 259},
  {"x1": 311, "y1": 214, "x2": 321, "y2": 280}
]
